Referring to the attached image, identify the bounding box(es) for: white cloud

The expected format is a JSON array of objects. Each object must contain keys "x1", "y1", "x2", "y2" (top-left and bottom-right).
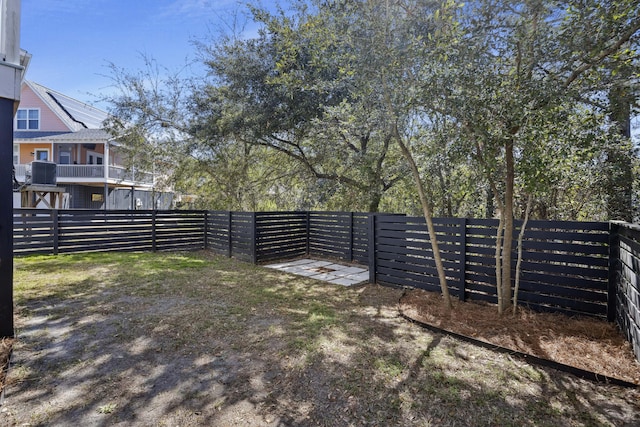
[{"x1": 158, "y1": 0, "x2": 238, "y2": 19}]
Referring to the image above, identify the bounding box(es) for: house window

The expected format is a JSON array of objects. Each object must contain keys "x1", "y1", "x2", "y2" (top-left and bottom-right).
[
  {"x1": 16, "y1": 108, "x2": 40, "y2": 130},
  {"x1": 87, "y1": 151, "x2": 104, "y2": 165},
  {"x1": 13, "y1": 144, "x2": 19, "y2": 164},
  {"x1": 34, "y1": 149, "x2": 49, "y2": 161},
  {"x1": 59, "y1": 151, "x2": 71, "y2": 165}
]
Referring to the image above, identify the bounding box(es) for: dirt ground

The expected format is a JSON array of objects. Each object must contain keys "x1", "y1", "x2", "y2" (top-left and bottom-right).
[
  {"x1": 0, "y1": 338, "x2": 12, "y2": 400},
  {"x1": 399, "y1": 288, "x2": 640, "y2": 386},
  {"x1": 1, "y1": 252, "x2": 640, "y2": 426}
]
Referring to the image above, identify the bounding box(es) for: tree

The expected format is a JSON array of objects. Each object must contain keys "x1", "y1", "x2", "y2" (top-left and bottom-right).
[
  {"x1": 438, "y1": 0, "x2": 640, "y2": 313},
  {"x1": 102, "y1": 0, "x2": 639, "y2": 314},
  {"x1": 290, "y1": 0, "x2": 465, "y2": 309},
  {"x1": 190, "y1": 6, "x2": 407, "y2": 212},
  {"x1": 101, "y1": 54, "x2": 318, "y2": 211},
  {"x1": 557, "y1": 0, "x2": 640, "y2": 221}
]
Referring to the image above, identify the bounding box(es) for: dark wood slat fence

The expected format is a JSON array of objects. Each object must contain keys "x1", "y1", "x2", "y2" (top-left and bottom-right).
[
  {"x1": 369, "y1": 215, "x2": 610, "y2": 319},
  {"x1": 307, "y1": 212, "x2": 371, "y2": 264},
  {"x1": 12, "y1": 209, "x2": 639, "y2": 362},
  {"x1": 13, "y1": 209, "x2": 206, "y2": 254},
  {"x1": 610, "y1": 222, "x2": 640, "y2": 363}
]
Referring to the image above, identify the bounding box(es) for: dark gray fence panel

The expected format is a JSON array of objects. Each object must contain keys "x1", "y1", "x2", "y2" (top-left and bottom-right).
[
  {"x1": 308, "y1": 212, "x2": 352, "y2": 261},
  {"x1": 154, "y1": 211, "x2": 206, "y2": 251},
  {"x1": 255, "y1": 212, "x2": 307, "y2": 263},
  {"x1": 206, "y1": 211, "x2": 232, "y2": 256},
  {"x1": 13, "y1": 209, "x2": 56, "y2": 254},
  {"x1": 13, "y1": 209, "x2": 210, "y2": 254},
  {"x1": 352, "y1": 213, "x2": 370, "y2": 264},
  {"x1": 307, "y1": 212, "x2": 393, "y2": 264},
  {"x1": 56, "y1": 210, "x2": 155, "y2": 253},
  {"x1": 230, "y1": 212, "x2": 255, "y2": 262},
  {"x1": 615, "y1": 224, "x2": 640, "y2": 362},
  {"x1": 465, "y1": 218, "x2": 609, "y2": 317},
  {"x1": 515, "y1": 219, "x2": 608, "y2": 317},
  {"x1": 465, "y1": 219, "x2": 503, "y2": 304},
  {"x1": 374, "y1": 215, "x2": 464, "y2": 295}
]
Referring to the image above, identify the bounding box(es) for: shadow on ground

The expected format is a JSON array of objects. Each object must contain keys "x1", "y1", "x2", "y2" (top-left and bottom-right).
[{"x1": 4, "y1": 252, "x2": 640, "y2": 426}]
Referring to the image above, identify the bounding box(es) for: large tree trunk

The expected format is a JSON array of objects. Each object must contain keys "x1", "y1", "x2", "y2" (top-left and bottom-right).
[
  {"x1": 606, "y1": 83, "x2": 633, "y2": 222},
  {"x1": 368, "y1": 190, "x2": 382, "y2": 213},
  {"x1": 500, "y1": 138, "x2": 515, "y2": 314},
  {"x1": 393, "y1": 127, "x2": 452, "y2": 311}
]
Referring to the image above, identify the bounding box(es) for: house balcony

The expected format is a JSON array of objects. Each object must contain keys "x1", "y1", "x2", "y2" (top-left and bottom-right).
[{"x1": 13, "y1": 164, "x2": 155, "y2": 187}]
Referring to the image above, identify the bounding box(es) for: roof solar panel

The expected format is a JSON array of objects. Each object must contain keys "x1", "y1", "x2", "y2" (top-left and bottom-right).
[{"x1": 47, "y1": 91, "x2": 109, "y2": 129}]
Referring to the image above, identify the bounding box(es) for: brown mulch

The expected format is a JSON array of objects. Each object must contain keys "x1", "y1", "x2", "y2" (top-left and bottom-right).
[
  {"x1": 0, "y1": 337, "x2": 13, "y2": 397},
  {"x1": 399, "y1": 289, "x2": 640, "y2": 386}
]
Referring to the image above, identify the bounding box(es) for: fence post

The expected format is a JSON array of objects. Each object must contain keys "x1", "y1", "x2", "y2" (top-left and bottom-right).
[
  {"x1": 306, "y1": 211, "x2": 310, "y2": 256},
  {"x1": 52, "y1": 209, "x2": 59, "y2": 255},
  {"x1": 0, "y1": 98, "x2": 15, "y2": 338},
  {"x1": 348, "y1": 212, "x2": 354, "y2": 262},
  {"x1": 608, "y1": 221, "x2": 621, "y2": 322},
  {"x1": 457, "y1": 217, "x2": 467, "y2": 301},
  {"x1": 251, "y1": 212, "x2": 258, "y2": 264},
  {"x1": 368, "y1": 214, "x2": 377, "y2": 284},
  {"x1": 227, "y1": 211, "x2": 232, "y2": 258},
  {"x1": 151, "y1": 210, "x2": 157, "y2": 252},
  {"x1": 203, "y1": 211, "x2": 209, "y2": 250}
]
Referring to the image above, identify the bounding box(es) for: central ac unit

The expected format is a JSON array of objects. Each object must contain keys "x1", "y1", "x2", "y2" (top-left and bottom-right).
[{"x1": 31, "y1": 161, "x2": 57, "y2": 185}]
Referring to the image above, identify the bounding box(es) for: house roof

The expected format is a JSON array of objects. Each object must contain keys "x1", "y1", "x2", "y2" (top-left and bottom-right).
[
  {"x1": 31, "y1": 128, "x2": 112, "y2": 142},
  {"x1": 14, "y1": 131, "x2": 70, "y2": 139},
  {"x1": 25, "y1": 81, "x2": 109, "y2": 131}
]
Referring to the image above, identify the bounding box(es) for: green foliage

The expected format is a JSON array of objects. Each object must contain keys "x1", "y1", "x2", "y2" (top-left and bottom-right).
[
  {"x1": 188, "y1": 2, "x2": 411, "y2": 212},
  {"x1": 102, "y1": 0, "x2": 640, "y2": 221}
]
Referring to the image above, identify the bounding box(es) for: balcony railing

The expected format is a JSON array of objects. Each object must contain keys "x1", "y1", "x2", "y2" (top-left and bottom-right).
[
  {"x1": 57, "y1": 164, "x2": 105, "y2": 178},
  {"x1": 108, "y1": 166, "x2": 154, "y2": 184},
  {"x1": 13, "y1": 164, "x2": 154, "y2": 185}
]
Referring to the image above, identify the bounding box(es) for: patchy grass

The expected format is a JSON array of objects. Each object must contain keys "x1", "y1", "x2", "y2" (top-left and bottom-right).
[
  {"x1": 2, "y1": 251, "x2": 639, "y2": 426},
  {"x1": 97, "y1": 402, "x2": 118, "y2": 414}
]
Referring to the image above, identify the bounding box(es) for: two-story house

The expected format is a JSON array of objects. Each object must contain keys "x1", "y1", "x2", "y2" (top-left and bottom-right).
[{"x1": 13, "y1": 81, "x2": 173, "y2": 209}]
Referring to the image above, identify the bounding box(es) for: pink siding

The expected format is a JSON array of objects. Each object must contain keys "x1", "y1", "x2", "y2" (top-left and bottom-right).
[{"x1": 18, "y1": 84, "x2": 72, "y2": 132}]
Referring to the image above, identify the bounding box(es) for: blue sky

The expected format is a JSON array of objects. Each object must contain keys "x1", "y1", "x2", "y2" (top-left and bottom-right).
[{"x1": 20, "y1": 0, "x2": 278, "y2": 108}]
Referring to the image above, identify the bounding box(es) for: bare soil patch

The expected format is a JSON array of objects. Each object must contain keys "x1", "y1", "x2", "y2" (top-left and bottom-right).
[
  {"x1": 399, "y1": 288, "x2": 640, "y2": 385},
  {"x1": 3, "y1": 252, "x2": 640, "y2": 426}
]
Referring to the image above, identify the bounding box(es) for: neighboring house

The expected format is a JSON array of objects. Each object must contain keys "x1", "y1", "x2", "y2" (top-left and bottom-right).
[{"x1": 13, "y1": 81, "x2": 173, "y2": 209}]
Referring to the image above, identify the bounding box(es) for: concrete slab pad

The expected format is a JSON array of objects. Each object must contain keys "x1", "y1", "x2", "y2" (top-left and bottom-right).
[
  {"x1": 303, "y1": 260, "x2": 334, "y2": 268},
  {"x1": 330, "y1": 277, "x2": 365, "y2": 286},
  {"x1": 330, "y1": 266, "x2": 367, "y2": 275},
  {"x1": 345, "y1": 272, "x2": 370, "y2": 282},
  {"x1": 291, "y1": 269, "x2": 326, "y2": 277},
  {"x1": 265, "y1": 258, "x2": 369, "y2": 287},
  {"x1": 264, "y1": 259, "x2": 313, "y2": 269},
  {"x1": 310, "y1": 272, "x2": 342, "y2": 281},
  {"x1": 267, "y1": 258, "x2": 314, "y2": 268}
]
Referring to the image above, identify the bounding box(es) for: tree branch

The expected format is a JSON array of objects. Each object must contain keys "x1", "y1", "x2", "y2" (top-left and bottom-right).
[{"x1": 564, "y1": 18, "x2": 640, "y2": 88}]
